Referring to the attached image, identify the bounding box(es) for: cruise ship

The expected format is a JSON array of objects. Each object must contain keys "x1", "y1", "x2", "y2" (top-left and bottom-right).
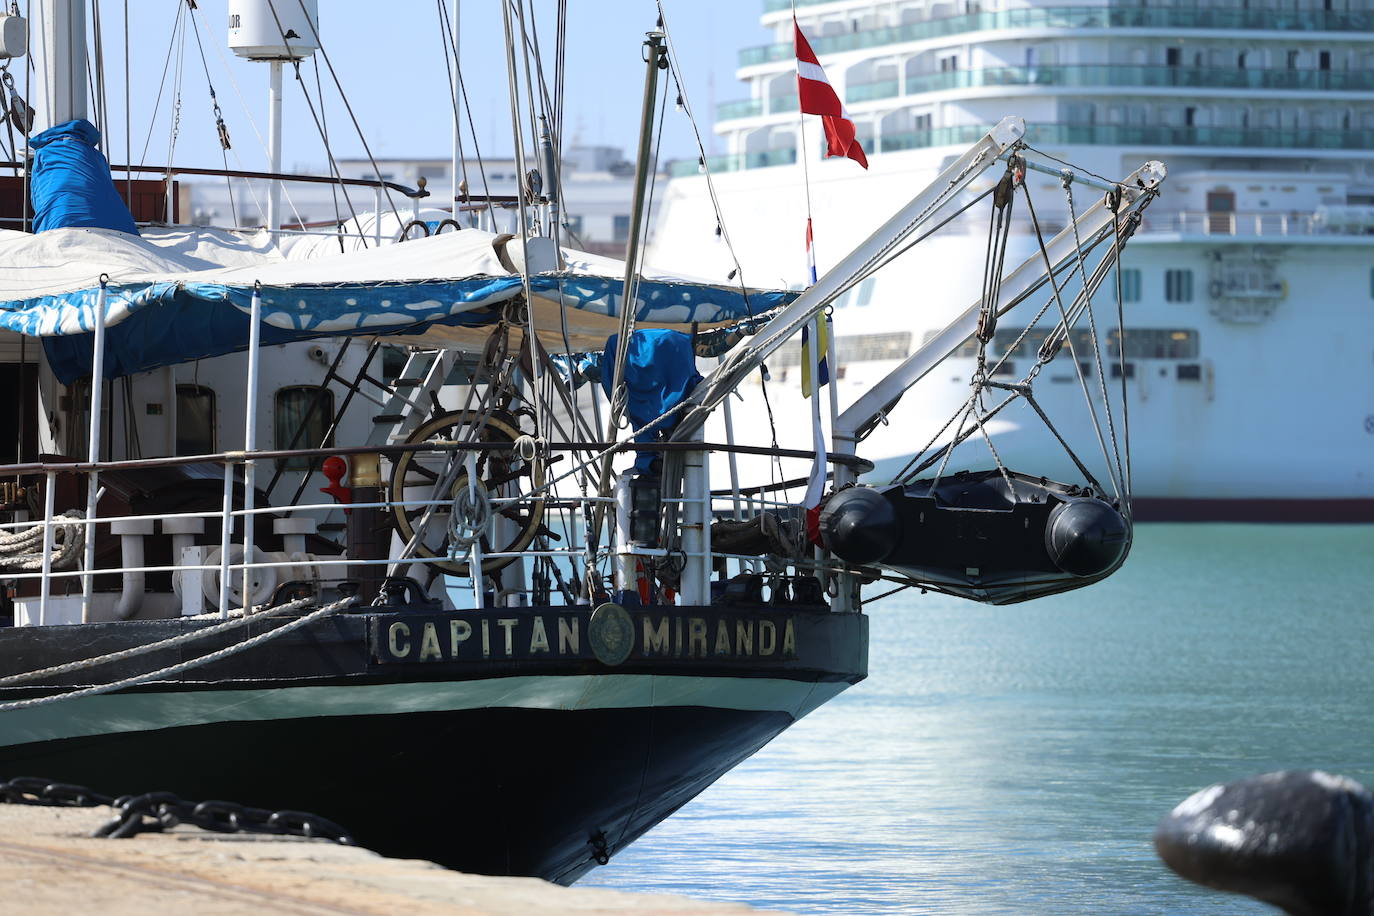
[{"x1": 649, "y1": 0, "x2": 1374, "y2": 521}]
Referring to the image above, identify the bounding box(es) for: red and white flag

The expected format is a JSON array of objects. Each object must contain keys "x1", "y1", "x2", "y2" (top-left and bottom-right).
[{"x1": 794, "y1": 19, "x2": 868, "y2": 169}]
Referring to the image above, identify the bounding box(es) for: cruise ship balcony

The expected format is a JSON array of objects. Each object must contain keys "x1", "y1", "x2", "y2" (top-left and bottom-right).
[
  {"x1": 669, "y1": 147, "x2": 798, "y2": 178},
  {"x1": 845, "y1": 65, "x2": 1374, "y2": 103},
  {"x1": 716, "y1": 93, "x2": 799, "y2": 123},
  {"x1": 741, "y1": 5, "x2": 1374, "y2": 68},
  {"x1": 878, "y1": 123, "x2": 1374, "y2": 153}
]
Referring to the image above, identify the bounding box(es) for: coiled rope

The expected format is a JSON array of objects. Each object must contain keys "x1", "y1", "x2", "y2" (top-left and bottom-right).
[{"x1": 0, "y1": 511, "x2": 85, "y2": 571}]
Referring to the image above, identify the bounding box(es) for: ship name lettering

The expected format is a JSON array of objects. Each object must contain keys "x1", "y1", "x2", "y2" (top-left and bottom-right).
[
  {"x1": 497, "y1": 618, "x2": 518, "y2": 656},
  {"x1": 418, "y1": 622, "x2": 443, "y2": 661},
  {"x1": 558, "y1": 617, "x2": 580, "y2": 654},
  {"x1": 529, "y1": 616, "x2": 550, "y2": 653},
  {"x1": 450, "y1": 619, "x2": 471, "y2": 654},
  {"x1": 388, "y1": 622, "x2": 410, "y2": 657},
  {"x1": 643, "y1": 616, "x2": 670, "y2": 654},
  {"x1": 687, "y1": 617, "x2": 708, "y2": 657},
  {"x1": 634, "y1": 615, "x2": 797, "y2": 659},
  {"x1": 714, "y1": 620, "x2": 731, "y2": 655}
]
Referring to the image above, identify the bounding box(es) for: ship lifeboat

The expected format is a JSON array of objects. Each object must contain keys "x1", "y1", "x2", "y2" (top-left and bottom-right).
[{"x1": 818, "y1": 469, "x2": 1130, "y2": 605}]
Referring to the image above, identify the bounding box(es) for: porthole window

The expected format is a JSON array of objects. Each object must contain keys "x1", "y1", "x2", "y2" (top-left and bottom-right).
[
  {"x1": 175, "y1": 384, "x2": 216, "y2": 456},
  {"x1": 275, "y1": 386, "x2": 334, "y2": 470}
]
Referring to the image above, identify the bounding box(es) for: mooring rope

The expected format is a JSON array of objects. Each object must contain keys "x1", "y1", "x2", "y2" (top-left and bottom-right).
[
  {"x1": 0, "y1": 596, "x2": 357, "y2": 713},
  {"x1": 0, "y1": 595, "x2": 322, "y2": 688}
]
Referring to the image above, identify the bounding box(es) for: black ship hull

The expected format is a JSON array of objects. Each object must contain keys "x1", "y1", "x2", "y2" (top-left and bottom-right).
[{"x1": 0, "y1": 605, "x2": 868, "y2": 884}]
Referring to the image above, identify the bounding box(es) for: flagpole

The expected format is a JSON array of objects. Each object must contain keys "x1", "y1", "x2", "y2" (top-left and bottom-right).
[{"x1": 794, "y1": 9, "x2": 827, "y2": 518}]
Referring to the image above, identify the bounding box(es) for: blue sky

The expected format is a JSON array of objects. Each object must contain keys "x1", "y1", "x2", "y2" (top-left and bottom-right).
[{"x1": 83, "y1": 1, "x2": 775, "y2": 176}]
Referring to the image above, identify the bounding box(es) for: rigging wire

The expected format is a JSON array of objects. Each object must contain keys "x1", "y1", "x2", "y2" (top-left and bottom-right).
[
  {"x1": 135, "y1": 2, "x2": 183, "y2": 169},
  {"x1": 192, "y1": 7, "x2": 305, "y2": 231},
  {"x1": 1063, "y1": 177, "x2": 1126, "y2": 496},
  {"x1": 273, "y1": 0, "x2": 402, "y2": 224},
  {"x1": 436, "y1": 0, "x2": 495, "y2": 229},
  {"x1": 433, "y1": 0, "x2": 469, "y2": 222},
  {"x1": 312, "y1": 55, "x2": 342, "y2": 251},
  {"x1": 654, "y1": 0, "x2": 786, "y2": 484},
  {"x1": 122, "y1": 0, "x2": 129, "y2": 207},
  {"x1": 184, "y1": 4, "x2": 237, "y2": 226},
  {"x1": 1111, "y1": 192, "x2": 1133, "y2": 506},
  {"x1": 162, "y1": 1, "x2": 187, "y2": 219},
  {"x1": 1020, "y1": 183, "x2": 1122, "y2": 501}
]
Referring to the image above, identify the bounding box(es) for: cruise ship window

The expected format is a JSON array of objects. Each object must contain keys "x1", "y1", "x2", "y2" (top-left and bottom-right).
[
  {"x1": 275, "y1": 386, "x2": 335, "y2": 470},
  {"x1": 1107, "y1": 329, "x2": 1199, "y2": 360},
  {"x1": 612, "y1": 215, "x2": 630, "y2": 241},
  {"x1": 175, "y1": 385, "x2": 215, "y2": 456},
  {"x1": 856, "y1": 278, "x2": 876, "y2": 307},
  {"x1": 1121, "y1": 268, "x2": 1141, "y2": 302},
  {"x1": 1164, "y1": 269, "x2": 1194, "y2": 303}
]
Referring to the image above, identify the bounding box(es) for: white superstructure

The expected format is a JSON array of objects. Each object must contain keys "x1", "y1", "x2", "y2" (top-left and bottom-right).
[{"x1": 651, "y1": 0, "x2": 1374, "y2": 520}]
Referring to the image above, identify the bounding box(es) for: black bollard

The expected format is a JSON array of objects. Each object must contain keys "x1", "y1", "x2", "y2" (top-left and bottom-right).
[{"x1": 1154, "y1": 770, "x2": 1374, "y2": 916}]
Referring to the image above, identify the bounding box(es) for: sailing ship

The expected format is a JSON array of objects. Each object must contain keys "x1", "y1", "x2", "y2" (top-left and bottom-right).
[{"x1": 0, "y1": 0, "x2": 1158, "y2": 883}]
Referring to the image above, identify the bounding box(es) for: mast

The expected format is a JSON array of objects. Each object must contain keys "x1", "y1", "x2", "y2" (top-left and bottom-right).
[{"x1": 38, "y1": 0, "x2": 87, "y2": 128}]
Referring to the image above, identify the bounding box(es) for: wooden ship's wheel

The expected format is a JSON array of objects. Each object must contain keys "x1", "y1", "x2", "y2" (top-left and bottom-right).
[{"x1": 388, "y1": 409, "x2": 546, "y2": 574}]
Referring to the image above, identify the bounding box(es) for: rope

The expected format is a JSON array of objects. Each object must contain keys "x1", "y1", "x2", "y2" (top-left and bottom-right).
[
  {"x1": 1020, "y1": 181, "x2": 1121, "y2": 501},
  {"x1": 0, "y1": 511, "x2": 84, "y2": 572},
  {"x1": 0, "y1": 596, "x2": 317, "y2": 688},
  {"x1": 0, "y1": 597, "x2": 357, "y2": 714},
  {"x1": 1064, "y1": 176, "x2": 1126, "y2": 498},
  {"x1": 446, "y1": 485, "x2": 492, "y2": 553}
]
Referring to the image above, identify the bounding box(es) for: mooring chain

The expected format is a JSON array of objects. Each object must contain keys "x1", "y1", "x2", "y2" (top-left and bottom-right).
[{"x1": 0, "y1": 777, "x2": 353, "y2": 846}]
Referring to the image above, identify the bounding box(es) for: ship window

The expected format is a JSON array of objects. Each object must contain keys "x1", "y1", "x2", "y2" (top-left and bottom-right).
[
  {"x1": 1107, "y1": 329, "x2": 1199, "y2": 359},
  {"x1": 1110, "y1": 362, "x2": 1136, "y2": 379},
  {"x1": 1177, "y1": 363, "x2": 1202, "y2": 381},
  {"x1": 1121, "y1": 268, "x2": 1141, "y2": 302},
  {"x1": 175, "y1": 385, "x2": 216, "y2": 456},
  {"x1": 993, "y1": 328, "x2": 1098, "y2": 359},
  {"x1": 925, "y1": 330, "x2": 981, "y2": 357},
  {"x1": 1164, "y1": 269, "x2": 1193, "y2": 302},
  {"x1": 612, "y1": 215, "x2": 631, "y2": 241},
  {"x1": 275, "y1": 386, "x2": 335, "y2": 470},
  {"x1": 856, "y1": 277, "x2": 876, "y2": 307},
  {"x1": 772, "y1": 331, "x2": 911, "y2": 367}
]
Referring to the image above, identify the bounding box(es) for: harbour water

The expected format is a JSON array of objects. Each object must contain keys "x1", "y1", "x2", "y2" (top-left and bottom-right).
[{"x1": 584, "y1": 523, "x2": 1374, "y2": 913}]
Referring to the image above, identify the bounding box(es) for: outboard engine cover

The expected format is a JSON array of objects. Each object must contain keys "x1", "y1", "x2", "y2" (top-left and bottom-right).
[{"x1": 819, "y1": 469, "x2": 1129, "y2": 605}]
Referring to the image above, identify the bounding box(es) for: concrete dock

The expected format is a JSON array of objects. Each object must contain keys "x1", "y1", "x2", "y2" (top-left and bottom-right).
[{"x1": 0, "y1": 804, "x2": 788, "y2": 915}]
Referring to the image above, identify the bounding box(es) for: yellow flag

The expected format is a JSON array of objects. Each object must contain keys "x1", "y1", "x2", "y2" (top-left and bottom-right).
[{"x1": 800, "y1": 317, "x2": 830, "y2": 398}]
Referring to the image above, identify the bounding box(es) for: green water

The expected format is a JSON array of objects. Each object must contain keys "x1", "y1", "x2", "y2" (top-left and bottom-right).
[{"x1": 585, "y1": 524, "x2": 1374, "y2": 913}]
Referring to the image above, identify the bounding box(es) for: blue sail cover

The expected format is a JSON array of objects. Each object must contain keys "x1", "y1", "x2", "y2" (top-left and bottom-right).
[
  {"x1": 601, "y1": 329, "x2": 703, "y2": 434},
  {"x1": 29, "y1": 120, "x2": 139, "y2": 235},
  {"x1": 602, "y1": 329, "x2": 703, "y2": 471},
  {"x1": 0, "y1": 227, "x2": 794, "y2": 383}
]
